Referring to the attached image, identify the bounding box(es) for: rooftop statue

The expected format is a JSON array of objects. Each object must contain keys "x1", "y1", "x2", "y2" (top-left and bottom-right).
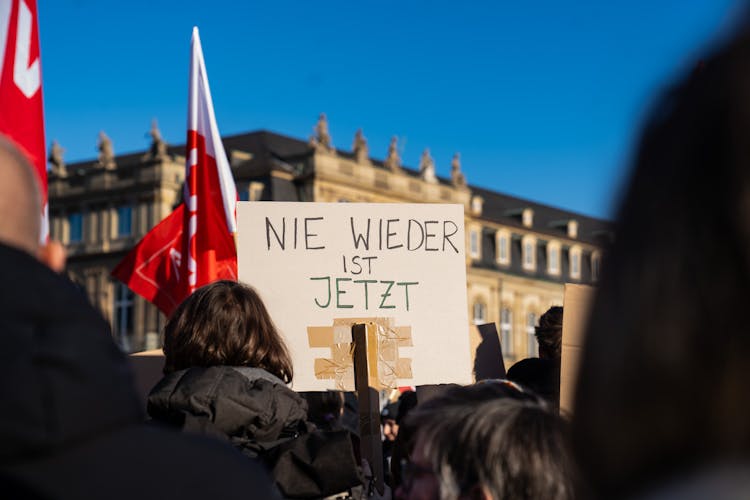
[
  {"x1": 419, "y1": 148, "x2": 437, "y2": 183},
  {"x1": 145, "y1": 119, "x2": 168, "y2": 160},
  {"x1": 384, "y1": 136, "x2": 401, "y2": 172},
  {"x1": 97, "y1": 131, "x2": 116, "y2": 170},
  {"x1": 451, "y1": 152, "x2": 466, "y2": 187},
  {"x1": 352, "y1": 129, "x2": 370, "y2": 165},
  {"x1": 309, "y1": 113, "x2": 333, "y2": 152},
  {"x1": 49, "y1": 140, "x2": 67, "y2": 177}
]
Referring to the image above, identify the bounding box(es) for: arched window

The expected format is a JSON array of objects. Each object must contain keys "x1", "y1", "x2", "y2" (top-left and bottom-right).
[
  {"x1": 496, "y1": 230, "x2": 510, "y2": 265},
  {"x1": 526, "y1": 311, "x2": 537, "y2": 356},
  {"x1": 522, "y1": 235, "x2": 537, "y2": 271},
  {"x1": 547, "y1": 241, "x2": 561, "y2": 275},
  {"x1": 569, "y1": 245, "x2": 582, "y2": 280},
  {"x1": 500, "y1": 307, "x2": 513, "y2": 356},
  {"x1": 473, "y1": 301, "x2": 487, "y2": 325},
  {"x1": 114, "y1": 283, "x2": 135, "y2": 352}
]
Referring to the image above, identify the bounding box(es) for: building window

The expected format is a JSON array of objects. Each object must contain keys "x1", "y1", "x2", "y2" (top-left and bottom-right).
[
  {"x1": 567, "y1": 219, "x2": 578, "y2": 239},
  {"x1": 117, "y1": 205, "x2": 133, "y2": 237},
  {"x1": 524, "y1": 242, "x2": 533, "y2": 266},
  {"x1": 470, "y1": 229, "x2": 480, "y2": 259},
  {"x1": 496, "y1": 230, "x2": 510, "y2": 265},
  {"x1": 471, "y1": 195, "x2": 484, "y2": 215},
  {"x1": 547, "y1": 242, "x2": 560, "y2": 275},
  {"x1": 570, "y1": 246, "x2": 582, "y2": 280},
  {"x1": 522, "y1": 235, "x2": 536, "y2": 271},
  {"x1": 500, "y1": 308, "x2": 513, "y2": 356},
  {"x1": 473, "y1": 301, "x2": 487, "y2": 325},
  {"x1": 114, "y1": 283, "x2": 134, "y2": 352},
  {"x1": 592, "y1": 251, "x2": 602, "y2": 282},
  {"x1": 249, "y1": 182, "x2": 264, "y2": 201},
  {"x1": 526, "y1": 312, "x2": 537, "y2": 356},
  {"x1": 68, "y1": 212, "x2": 83, "y2": 243},
  {"x1": 522, "y1": 208, "x2": 534, "y2": 227}
]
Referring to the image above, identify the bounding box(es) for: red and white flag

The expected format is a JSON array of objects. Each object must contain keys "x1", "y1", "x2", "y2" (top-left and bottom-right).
[
  {"x1": 113, "y1": 27, "x2": 237, "y2": 316},
  {"x1": 0, "y1": 0, "x2": 47, "y2": 240}
]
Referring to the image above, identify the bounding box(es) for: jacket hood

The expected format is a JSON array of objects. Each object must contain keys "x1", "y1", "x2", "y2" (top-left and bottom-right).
[
  {"x1": 147, "y1": 366, "x2": 308, "y2": 453},
  {"x1": 0, "y1": 243, "x2": 142, "y2": 463}
]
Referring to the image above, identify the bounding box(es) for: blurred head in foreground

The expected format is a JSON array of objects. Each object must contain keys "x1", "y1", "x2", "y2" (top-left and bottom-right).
[
  {"x1": 0, "y1": 135, "x2": 65, "y2": 271},
  {"x1": 573, "y1": 24, "x2": 750, "y2": 499},
  {"x1": 396, "y1": 382, "x2": 574, "y2": 500},
  {"x1": 162, "y1": 279, "x2": 293, "y2": 383}
]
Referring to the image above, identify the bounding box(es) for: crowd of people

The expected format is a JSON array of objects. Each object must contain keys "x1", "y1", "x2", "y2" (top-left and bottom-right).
[{"x1": 5, "y1": 20, "x2": 750, "y2": 500}]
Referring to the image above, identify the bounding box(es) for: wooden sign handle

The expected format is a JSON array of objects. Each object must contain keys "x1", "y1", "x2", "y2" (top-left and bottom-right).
[{"x1": 352, "y1": 323, "x2": 385, "y2": 495}]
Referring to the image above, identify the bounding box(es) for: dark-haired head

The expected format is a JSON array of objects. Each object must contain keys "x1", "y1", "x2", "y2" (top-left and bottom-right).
[
  {"x1": 535, "y1": 306, "x2": 563, "y2": 360},
  {"x1": 399, "y1": 389, "x2": 574, "y2": 500},
  {"x1": 391, "y1": 381, "x2": 542, "y2": 494},
  {"x1": 573, "y1": 26, "x2": 750, "y2": 499},
  {"x1": 162, "y1": 280, "x2": 293, "y2": 383}
]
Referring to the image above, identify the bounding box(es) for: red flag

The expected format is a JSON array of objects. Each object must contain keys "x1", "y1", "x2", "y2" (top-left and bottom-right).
[
  {"x1": 0, "y1": 0, "x2": 48, "y2": 240},
  {"x1": 113, "y1": 27, "x2": 237, "y2": 316}
]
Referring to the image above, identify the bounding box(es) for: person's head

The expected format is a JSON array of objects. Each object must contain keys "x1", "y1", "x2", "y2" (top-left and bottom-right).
[
  {"x1": 535, "y1": 306, "x2": 563, "y2": 360},
  {"x1": 396, "y1": 390, "x2": 418, "y2": 425},
  {"x1": 392, "y1": 381, "x2": 541, "y2": 495},
  {"x1": 573, "y1": 26, "x2": 750, "y2": 498},
  {"x1": 401, "y1": 394, "x2": 574, "y2": 500},
  {"x1": 163, "y1": 280, "x2": 293, "y2": 383},
  {"x1": 0, "y1": 136, "x2": 65, "y2": 271},
  {"x1": 302, "y1": 391, "x2": 344, "y2": 430}
]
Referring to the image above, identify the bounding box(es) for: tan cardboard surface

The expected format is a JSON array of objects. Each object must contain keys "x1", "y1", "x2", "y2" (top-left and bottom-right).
[
  {"x1": 237, "y1": 202, "x2": 472, "y2": 391},
  {"x1": 560, "y1": 284, "x2": 595, "y2": 415}
]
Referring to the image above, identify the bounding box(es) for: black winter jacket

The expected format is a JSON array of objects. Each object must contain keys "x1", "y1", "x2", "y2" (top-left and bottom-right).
[
  {"x1": 0, "y1": 243, "x2": 277, "y2": 499},
  {"x1": 148, "y1": 366, "x2": 363, "y2": 498}
]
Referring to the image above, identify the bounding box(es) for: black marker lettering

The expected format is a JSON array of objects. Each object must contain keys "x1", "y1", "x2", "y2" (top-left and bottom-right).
[
  {"x1": 304, "y1": 217, "x2": 325, "y2": 250},
  {"x1": 266, "y1": 217, "x2": 285, "y2": 250},
  {"x1": 350, "y1": 256, "x2": 363, "y2": 275},
  {"x1": 424, "y1": 220, "x2": 438, "y2": 251},
  {"x1": 407, "y1": 219, "x2": 425, "y2": 251},
  {"x1": 443, "y1": 220, "x2": 459, "y2": 253},
  {"x1": 386, "y1": 219, "x2": 403, "y2": 250},
  {"x1": 350, "y1": 217, "x2": 371, "y2": 250},
  {"x1": 362, "y1": 256, "x2": 377, "y2": 274}
]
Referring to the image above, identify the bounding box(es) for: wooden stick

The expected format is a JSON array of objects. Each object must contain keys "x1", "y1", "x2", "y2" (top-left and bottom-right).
[{"x1": 352, "y1": 323, "x2": 385, "y2": 495}]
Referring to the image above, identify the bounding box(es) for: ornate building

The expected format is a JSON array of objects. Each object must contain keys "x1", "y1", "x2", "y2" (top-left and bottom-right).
[{"x1": 48, "y1": 116, "x2": 610, "y2": 365}]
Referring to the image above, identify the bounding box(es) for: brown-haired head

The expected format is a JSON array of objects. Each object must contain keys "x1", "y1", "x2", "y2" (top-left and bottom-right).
[{"x1": 162, "y1": 280, "x2": 293, "y2": 383}]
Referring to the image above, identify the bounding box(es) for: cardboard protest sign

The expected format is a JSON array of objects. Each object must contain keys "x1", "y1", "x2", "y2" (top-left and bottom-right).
[
  {"x1": 560, "y1": 284, "x2": 595, "y2": 415},
  {"x1": 236, "y1": 202, "x2": 472, "y2": 391}
]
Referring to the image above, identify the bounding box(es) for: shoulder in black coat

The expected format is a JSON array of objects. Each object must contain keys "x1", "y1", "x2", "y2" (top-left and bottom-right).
[{"x1": 0, "y1": 243, "x2": 278, "y2": 499}]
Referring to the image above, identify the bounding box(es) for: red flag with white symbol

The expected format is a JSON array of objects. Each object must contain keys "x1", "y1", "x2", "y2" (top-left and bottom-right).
[
  {"x1": 113, "y1": 27, "x2": 237, "y2": 316},
  {"x1": 0, "y1": 0, "x2": 48, "y2": 240}
]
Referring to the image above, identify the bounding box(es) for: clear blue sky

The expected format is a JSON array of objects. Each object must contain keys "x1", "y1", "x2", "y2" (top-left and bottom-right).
[{"x1": 39, "y1": 1, "x2": 743, "y2": 219}]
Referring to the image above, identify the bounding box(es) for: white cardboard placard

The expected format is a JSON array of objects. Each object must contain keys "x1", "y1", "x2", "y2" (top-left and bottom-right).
[{"x1": 237, "y1": 202, "x2": 472, "y2": 391}]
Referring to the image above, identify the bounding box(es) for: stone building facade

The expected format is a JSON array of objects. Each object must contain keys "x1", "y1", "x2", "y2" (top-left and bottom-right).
[{"x1": 48, "y1": 117, "x2": 610, "y2": 366}]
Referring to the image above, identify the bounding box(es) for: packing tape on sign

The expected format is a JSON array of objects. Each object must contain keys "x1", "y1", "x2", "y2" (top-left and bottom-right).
[{"x1": 306, "y1": 317, "x2": 413, "y2": 391}]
